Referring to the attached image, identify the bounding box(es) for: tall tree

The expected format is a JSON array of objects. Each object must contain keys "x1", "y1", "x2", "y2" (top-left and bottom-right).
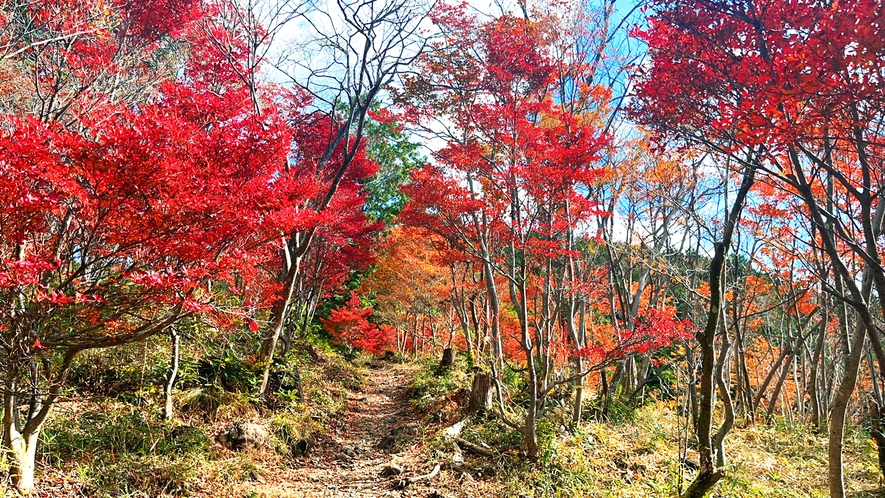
[
  {"x1": 632, "y1": 0, "x2": 885, "y2": 495},
  {"x1": 0, "y1": 0, "x2": 305, "y2": 491},
  {"x1": 253, "y1": 0, "x2": 433, "y2": 393},
  {"x1": 402, "y1": 4, "x2": 689, "y2": 459}
]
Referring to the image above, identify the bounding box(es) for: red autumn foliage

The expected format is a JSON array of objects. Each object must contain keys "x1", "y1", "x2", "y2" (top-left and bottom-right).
[
  {"x1": 322, "y1": 292, "x2": 394, "y2": 354},
  {"x1": 0, "y1": 0, "x2": 378, "y2": 432}
]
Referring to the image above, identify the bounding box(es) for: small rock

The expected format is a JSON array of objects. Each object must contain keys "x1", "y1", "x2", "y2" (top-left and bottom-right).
[
  {"x1": 290, "y1": 438, "x2": 312, "y2": 457},
  {"x1": 170, "y1": 425, "x2": 202, "y2": 441},
  {"x1": 445, "y1": 420, "x2": 465, "y2": 437},
  {"x1": 221, "y1": 421, "x2": 268, "y2": 451},
  {"x1": 397, "y1": 423, "x2": 419, "y2": 436},
  {"x1": 381, "y1": 463, "x2": 404, "y2": 476},
  {"x1": 452, "y1": 450, "x2": 464, "y2": 465},
  {"x1": 377, "y1": 434, "x2": 398, "y2": 449}
]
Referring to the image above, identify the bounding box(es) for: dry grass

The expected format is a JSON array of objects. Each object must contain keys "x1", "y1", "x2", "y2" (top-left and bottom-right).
[
  {"x1": 0, "y1": 346, "x2": 366, "y2": 497},
  {"x1": 498, "y1": 400, "x2": 883, "y2": 497}
]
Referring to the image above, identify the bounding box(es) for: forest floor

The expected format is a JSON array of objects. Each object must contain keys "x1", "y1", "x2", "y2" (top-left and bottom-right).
[
  {"x1": 6, "y1": 350, "x2": 884, "y2": 497},
  {"x1": 242, "y1": 361, "x2": 501, "y2": 498},
  {"x1": 238, "y1": 359, "x2": 885, "y2": 498}
]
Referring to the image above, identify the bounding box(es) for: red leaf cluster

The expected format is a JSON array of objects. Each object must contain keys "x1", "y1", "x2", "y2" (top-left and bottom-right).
[{"x1": 322, "y1": 292, "x2": 395, "y2": 354}]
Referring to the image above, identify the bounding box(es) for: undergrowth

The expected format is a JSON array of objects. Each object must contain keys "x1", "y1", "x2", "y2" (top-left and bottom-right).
[
  {"x1": 409, "y1": 355, "x2": 469, "y2": 414},
  {"x1": 3, "y1": 344, "x2": 882, "y2": 497},
  {"x1": 1, "y1": 333, "x2": 369, "y2": 497},
  {"x1": 407, "y1": 359, "x2": 882, "y2": 497},
  {"x1": 493, "y1": 402, "x2": 881, "y2": 497}
]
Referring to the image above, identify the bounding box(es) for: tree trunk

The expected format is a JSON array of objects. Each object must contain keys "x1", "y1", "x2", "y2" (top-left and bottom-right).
[
  {"x1": 828, "y1": 320, "x2": 867, "y2": 498},
  {"x1": 808, "y1": 305, "x2": 828, "y2": 429},
  {"x1": 732, "y1": 320, "x2": 754, "y2": 418},
  {"x1": 687, "y1": 345, "x2": 699, "y2": 429},
  {"x1": 513, "y1": 276, "x2": 541, "y2": 461},
  {"x1": 793, "y1": 353, "x2": 804, "y2": 419},
  {"x1": 3, "y1": 348, "x2": 79, "y2": 494},
  {"x1": 3, "y1": 389, "x2": 38, "y2": 495},
  {"x1": 572, "y1": 379, "x2": 585, "y2": 425},
  {"x1": 604, "y1": 361, "x2": 625, "y2": 416},
  {"x1": 451, "y1": 273, "x2": 475, "y2": 363},
  {"x1": 787, "y1": 145, "x2": 882, "y2": 498},
  {"x1": 258, "y1": 256, "x2": 301, "y2": 394},
  {"x1": 523, "y1": 410, "x2": 539, "y2": 461},
  {"x1": 766, "y1": 347, "x2": 795, "y2": 419},
  {"x1": 713, "y1": 316, "x2": 735, "y2": 470},
  {"x1": 483, "y1": 259, "x2": 504, "y2": 372},
  {"x1": 164, "y1": 328, "x2": 180, "y2": 421},
  {"x1": 682, "y1": 164, "x2": 755, "y2": 498},
  {"x1": 572, "y1": 299, "x2": 587, "y2": 426},
  {"x1": 7, "y1": 429, "x2": 40, "y2": 494}
]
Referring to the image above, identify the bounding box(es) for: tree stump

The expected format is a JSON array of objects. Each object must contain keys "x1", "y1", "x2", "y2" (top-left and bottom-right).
[
  {"x1": 467, "y1": 371, "x2": 493, "y2": 413},
  {"x1": 439, "y1": 348, "x2": 454, "y2": 370}
]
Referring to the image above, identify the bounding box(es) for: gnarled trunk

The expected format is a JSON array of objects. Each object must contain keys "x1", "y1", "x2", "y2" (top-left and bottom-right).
[
  {"x1": 828, "y1": 319, "x2": 867, "y2": 498},
  {"x1": 682, "y1": 164, "x2": 755, "y2": 498},
  {"x1": 6, "y1": 427, "x2": 40, "y2": 494},
  {"x1": 3, "y1": 348, "x2": 79, "y2": 494}
]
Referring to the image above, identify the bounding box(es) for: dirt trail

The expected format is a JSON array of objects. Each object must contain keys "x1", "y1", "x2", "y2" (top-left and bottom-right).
[{"x1": 249, "y1": 363, "x2": 443, "y2": 497}]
